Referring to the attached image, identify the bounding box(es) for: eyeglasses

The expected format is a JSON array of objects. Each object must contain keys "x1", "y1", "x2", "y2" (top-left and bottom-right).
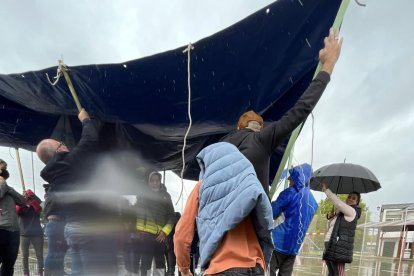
[
  {"x1": 347, "y1": 195, "x2": 358, "y2": 201},
  {"x1": 55, "y1": 141, "x2": 66, "y2": 153}
]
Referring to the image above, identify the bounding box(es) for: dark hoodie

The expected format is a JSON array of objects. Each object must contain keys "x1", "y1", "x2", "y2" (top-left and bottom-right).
[
  {"x1": 40, "y1": 118, "x2": 101, "y2": 221},
  {"x1": 221, "y1": 71, "x2": 330, "y2": 193},
  {"x1": 16, "y1": 189, "x2": 43, "y2": 236}
]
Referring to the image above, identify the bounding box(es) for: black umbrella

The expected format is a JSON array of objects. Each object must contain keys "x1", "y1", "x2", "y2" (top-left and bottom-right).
[{"x1": 310, "y1": 163, "x2": 381, "y2": 194}]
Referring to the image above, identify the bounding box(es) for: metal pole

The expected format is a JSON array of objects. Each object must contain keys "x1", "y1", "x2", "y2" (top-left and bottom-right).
[
  {"x1": 398, "y1": 207, "x2": 409, "y2": 273},
  {"x1": 60, "y1": 61, "x2": 83, "y2": 112},
  {"x1": 269, "y1": 0, "x2": 351, "y2": 200},
  {"x1": 14, "y1": 148, "x2": 26, "y2": 191},
  {"x1": 358, "y1": 209, "x2": 368, "y2": 275},
  {"x1": 31, "y1": 151, "x2": 35, "y2": 193}
]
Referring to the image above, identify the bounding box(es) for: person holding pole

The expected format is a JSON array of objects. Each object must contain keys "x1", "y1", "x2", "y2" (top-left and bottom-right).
[
  {"x1": 37, "y1": 108, "x2": 120, "y2": 275},
  {"x1": 220, "y1": 28, "x2": 342, "y2": 195}
]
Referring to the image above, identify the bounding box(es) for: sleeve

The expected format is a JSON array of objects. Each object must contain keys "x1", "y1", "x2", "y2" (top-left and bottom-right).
[
  {"x1": 64, "y1": 118, "x2": 102, "y2": 164},
  {"x1": 174, "y1": 181, "x2": 201, "y2": 274},
  {"x1": 161, "y1": 194, "x2": 176, "y2": 235},
  {"x1": 6, "y1": 186, "x2": 27, "y2": 207},
  {"x1": 16, "y1": 204, "x2": 28, "y2": 215},
  {"x1": 324, "y1": 189, "x2": 356, "y2": 222},
  {"x1": 0, "y1": 180, "x2": 8, "y2": 198},
  {"x1": 259, "y1": 71, "x2": 331, "y2": 153},
  {"x1": 271, "y1": 188, "x2": 294, "y2": 219},
  {"x1": 28, "y1": 199, "x2": 42, "y2": 214}
]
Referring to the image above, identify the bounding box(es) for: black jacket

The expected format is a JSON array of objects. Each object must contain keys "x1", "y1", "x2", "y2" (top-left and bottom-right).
[
  {"x1": 40, "y1": 118, "x2": 101, "y2": 220},
  {"x1": 323, "y1": 206, "x2": 361, "y2": 263},
  {"x1": 221, "y1": 71, "x2": 330, "y2": 193}
]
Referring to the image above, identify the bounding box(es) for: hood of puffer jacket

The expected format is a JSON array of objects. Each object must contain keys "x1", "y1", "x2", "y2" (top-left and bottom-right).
[
  {"x1": 289, "y1": 163, "x2": 313, "y2": 191},
  {"x1": 196, "y1": 142, "x2": 274, "y2": 268}
]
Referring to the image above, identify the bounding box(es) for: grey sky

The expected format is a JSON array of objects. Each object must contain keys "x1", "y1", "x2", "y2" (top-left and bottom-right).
[{"x1": 1, "y1": 0, "x2": 413, "y2": 212}]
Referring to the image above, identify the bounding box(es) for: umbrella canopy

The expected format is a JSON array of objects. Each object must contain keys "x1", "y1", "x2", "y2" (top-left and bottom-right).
[{"x1": 310, "y1": 163, "x2": 381, "y2": 194}]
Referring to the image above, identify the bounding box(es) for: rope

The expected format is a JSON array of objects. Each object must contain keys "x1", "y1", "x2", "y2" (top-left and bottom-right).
[
  {"x1": 176, "y1": 43, "x2": 194, "y2": 205},
  {"x1": 46, "y1": 59, "x2": 83, "y2": 112},
  {"x1": 31, "y1": 151, "x2": 35, "y2": 193},
  {"x1": 14, "y1": 148, "x2": 26, "y2": 191},
  {"x1": 354, "y1": 0, "x2": 366, "y2": 7},
  {"x1": 46, "y1": 63, "x2": 63, "y2": 86}
]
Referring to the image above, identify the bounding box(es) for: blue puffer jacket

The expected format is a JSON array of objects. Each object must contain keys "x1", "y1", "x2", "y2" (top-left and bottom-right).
[
  {"x1": 196, "y1": 142, "x2": 274, "y2": 269},
  {"x1": 271, "y1": 163, "x2": 318, "y2": 255}
]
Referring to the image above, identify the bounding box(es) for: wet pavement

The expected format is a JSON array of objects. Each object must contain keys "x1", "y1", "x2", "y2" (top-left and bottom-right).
[{"x1": 10, "y1": 249, "x2": 414, "y2": 275}]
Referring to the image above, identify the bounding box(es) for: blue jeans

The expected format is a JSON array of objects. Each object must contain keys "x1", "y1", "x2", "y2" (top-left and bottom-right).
[
  {"x1": 64, "y1": 223, "x2": 118, "y2": 276},
  {"x1": 44, "y1": 220, "x2": 68, "y2": 275},
  {"x1": 0, "y1": 229, "x2": 20, "y2": 276}
]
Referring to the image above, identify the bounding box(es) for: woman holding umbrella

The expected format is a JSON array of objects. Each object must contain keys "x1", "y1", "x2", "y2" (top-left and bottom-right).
[{"x1": 321, "y1": 182, "x2": 361, "y2": 276}]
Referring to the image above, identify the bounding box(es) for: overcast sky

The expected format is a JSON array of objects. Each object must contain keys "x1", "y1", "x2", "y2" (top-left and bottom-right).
[{"x1": 1, "y1": 0, "x2": 413, "y2": 213}]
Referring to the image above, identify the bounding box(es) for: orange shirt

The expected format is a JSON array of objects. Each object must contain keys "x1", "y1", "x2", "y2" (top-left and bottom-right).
[{"x1": 174, "y1": 181, "x2": 265, "y2": 274}]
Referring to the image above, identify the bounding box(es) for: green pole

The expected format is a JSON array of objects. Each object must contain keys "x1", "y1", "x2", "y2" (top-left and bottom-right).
[{"x1": 269, "y1": 0, "x2": 351, "y2": 200}]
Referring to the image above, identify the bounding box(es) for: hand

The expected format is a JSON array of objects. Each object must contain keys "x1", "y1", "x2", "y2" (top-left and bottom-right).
[
  {"x1": 78, "y1": 108, "x2": 90, "y2": 122},
  {"x1": 181, "y1": 270, "x2": 193, "y2": 276},
  {"x1": 319, "y1": 27, "x2": 343, "y2": 75},
  {"x1": 0, "y1": 176, "x2": 4, "y2": 182},
  {"x1": 322, "y1": 182, "x2": 328, "y2": 192},
  {"x1": 327, "y1": 211, "x2": 336, "y2": 220},
  {"x1": 156, "y1": 231, "x2": 167, "y2": 243}
]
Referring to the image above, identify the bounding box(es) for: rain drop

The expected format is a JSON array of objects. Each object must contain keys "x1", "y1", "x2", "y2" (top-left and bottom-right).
[{"x1": 305, "y1": 38, "x2": 311, "y2": 48}]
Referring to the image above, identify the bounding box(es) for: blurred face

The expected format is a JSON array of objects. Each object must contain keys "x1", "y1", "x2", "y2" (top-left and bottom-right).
[
  {"x1": 288, "y1": 176, "x2": 294, "y2": 187},
  {"x1": 0, "y1": 162, "x2": 7, "y2": 171},
  {"x1": 346, "y1": 193, "x2": 359, "y2": 205},
  {"x1": 149, "y1": 175, "x2": 161, "y2": 192}
]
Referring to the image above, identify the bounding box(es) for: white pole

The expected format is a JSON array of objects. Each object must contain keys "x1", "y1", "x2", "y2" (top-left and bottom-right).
[
  {"x1": 358, "y1": 210, "x2": 368, "y2": 275},
  {"x1": 398, "y1": 207, "x2": 409, "y2": 274}
]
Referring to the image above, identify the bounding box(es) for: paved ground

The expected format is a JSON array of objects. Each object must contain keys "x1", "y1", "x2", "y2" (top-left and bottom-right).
[{"x1": 10, "y1": 248, "x2": 414, "y2": 275}]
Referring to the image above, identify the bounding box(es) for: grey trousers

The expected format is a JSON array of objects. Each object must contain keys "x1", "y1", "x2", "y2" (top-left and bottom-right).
[{"x1": 20, "y1": 235, "x2": 44, "y2": 273}]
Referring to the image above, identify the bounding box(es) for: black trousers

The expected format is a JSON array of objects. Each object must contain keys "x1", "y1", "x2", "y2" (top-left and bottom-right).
[
  {"x1": 269, "y1": 250, "x2": 296, "y2": 276},
  {"x1": 207, "y1": 264, "x2": 264, "y2": 275},
  {"x1": 0, "y1": 229, "x2": 20, "y2": 276}
]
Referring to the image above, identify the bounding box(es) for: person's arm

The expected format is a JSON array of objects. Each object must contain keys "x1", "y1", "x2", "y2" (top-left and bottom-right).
[
  {"x1": 174, "y1": 181, "x2": 201, "y2": 276},
  {"x1": 157, "y1": 193, "x2": 175, "y2": 242},
  {"x1": 322, "y1": 184, "x2": 356, "y2": 222},
  {"x1": 259, "y1": 28, "x2": 342, "y2": 152},
  {"x1": 65, "y1": 109, "x2": 102, "y2": 164},
  {"x1": 271, "y1": 188, "x2": 294, "y2": 219},
  {"x1": 6, "y1": 186, "x2": 28, "y2": 207},
  {"x1": 0, "y1": 176, "x2": 8, "y2": 198}
]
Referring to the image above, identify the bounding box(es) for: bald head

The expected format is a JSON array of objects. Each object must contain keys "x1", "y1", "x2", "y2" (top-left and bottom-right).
[{"x1": 36, "y1": 139, "x2": 69, "y2": 164}]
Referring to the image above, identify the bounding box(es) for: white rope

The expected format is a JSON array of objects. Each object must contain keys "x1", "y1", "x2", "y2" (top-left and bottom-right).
[
  {"x1": 46, "y1": 60, "x2": 64, "y2": 86},
  {"x1": 176, "y1": 43, "x2": 194, "y2": 205},
  {"x1": 310, "y1": 112, "x2": 315, "y2": 168}
]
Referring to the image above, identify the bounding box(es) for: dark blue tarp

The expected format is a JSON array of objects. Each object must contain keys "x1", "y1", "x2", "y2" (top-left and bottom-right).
[{"x1": 0, "y1": 0, "x2": 341, "y2": 181}]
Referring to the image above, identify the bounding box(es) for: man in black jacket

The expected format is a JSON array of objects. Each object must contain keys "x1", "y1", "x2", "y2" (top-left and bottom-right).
[
  {"x1": 37, "y1": 109, "x2": 119, "y2": 275},
  {"x1": 221, "y1": 28, "x2": 343, "y2": 195}
]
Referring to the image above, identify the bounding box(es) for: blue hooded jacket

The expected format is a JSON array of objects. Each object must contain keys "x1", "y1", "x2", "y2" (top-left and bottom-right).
[
  {"x1": 196, "y1": 142, "x2": 274, "y2": 269},
  {"x1": 271, "y1": 163, "x2": 318, "y2": 255}
]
